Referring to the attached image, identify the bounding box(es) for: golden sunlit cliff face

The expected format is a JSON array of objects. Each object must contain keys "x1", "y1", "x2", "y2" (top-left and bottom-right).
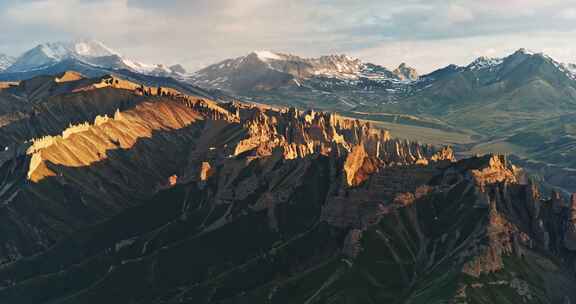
[
  {"x1": 0, "y1": 81, "x2": 18, "y2": 90},
  {"x1": 26, "y1": 100, "x2": 203, "y2": 182}
]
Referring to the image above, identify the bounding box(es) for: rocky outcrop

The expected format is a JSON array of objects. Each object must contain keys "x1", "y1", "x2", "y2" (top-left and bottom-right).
[
  {"x1": 343, "y1": 144, "x2": 369, "y2": 186},
  {"x1": 469, "y1": 155, "x2": 517, "y2": 188},
  {"x1": 393, "y1": 63, "x2": 419, "y2": 81},
  {"x1": 462, "y1": 199, "x2": 515, "y2": 277},
  {"x1": 564, "y1": 194, "x2": 576, "y2": 250}
]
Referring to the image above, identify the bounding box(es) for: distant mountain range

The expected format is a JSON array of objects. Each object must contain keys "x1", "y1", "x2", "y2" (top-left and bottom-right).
[
  {"x1": 6, "y1": 42, "x2": 575, "y2": 117},
  {"x1": 190, "y1": 51, "x2": 418, "y2": 91},
  {"x1": 188, "y1": 48, "x2": 576, "y2": 111},
  {"x1": 188, "y1": 51, "x2": 421, "y2": 109},
  {"x1": 0, "y1": 40, "x2": 187, "y2": 79}
]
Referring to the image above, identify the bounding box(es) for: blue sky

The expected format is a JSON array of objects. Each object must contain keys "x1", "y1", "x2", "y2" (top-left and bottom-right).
[{"x1": 2, "y1": 0, "x2": 576, "y2": 72}]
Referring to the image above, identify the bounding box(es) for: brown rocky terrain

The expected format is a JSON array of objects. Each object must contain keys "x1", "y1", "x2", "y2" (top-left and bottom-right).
[
  {"x1": 0, "y1": 72, "x2": 575, "y2": 303},
  {"x1": 0, "y1": 71, "x2": 450, "y2": 264}
]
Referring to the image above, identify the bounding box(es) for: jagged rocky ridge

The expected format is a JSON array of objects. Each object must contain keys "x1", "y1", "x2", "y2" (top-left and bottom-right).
[
  {"x1": 0, "y1": 72, "x2": 448, "y2": 263},
  {"x1": 0, "y1": 73, "x2": 575, "y2": 303}
]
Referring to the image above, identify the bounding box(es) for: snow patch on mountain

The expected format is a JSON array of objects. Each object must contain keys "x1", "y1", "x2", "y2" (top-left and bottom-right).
[
  {"x1": 254, "y1": 50, "x2": 282, "y2": 61},
  {"x1": 72, "y1": 40, "x2": 119, "y2": 57},
  {"x1": 0, "y1": 54, "x2": 15, "y2": 71},
  {"x1": 122, "y1": 59, "x2": 168, "y2": 74},
  {"x1": 466, "y1": 56, "x2": 503, "y2": 71},
  {"x1": 564, "y1": 63, "x2": 576, "y2": 80},
  {"x1": 534, "y1": 53, "x2": 576, "y2": 81},
  {"x1": 556, "y1": 62, "x2": 576, "y2": 81},
  {"x1": 515, "y1": 48, "x2": 540, "y2": 56},
  {"x1": 189, "y1": 51, "x2": 420, "y2": 95}
]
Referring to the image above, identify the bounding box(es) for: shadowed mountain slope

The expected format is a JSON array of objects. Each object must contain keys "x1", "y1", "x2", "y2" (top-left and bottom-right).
[{"x1": 0, "y1": 73, "x2": 575, "y2": 303}]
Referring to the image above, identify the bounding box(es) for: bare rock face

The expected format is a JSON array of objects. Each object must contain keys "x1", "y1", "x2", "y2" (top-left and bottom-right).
[
  {"x1": 458, "y1": 154, "x2": 576, "y2": 289},
  {"x1": 462, "y1": 199, "x2": 515, "y2": 278},
  {"x1": 430, "y1": 146, "x2": 455, "y2": 162},
  {"x1": 342, "y1": 229, "x2": 363, "y2": 258},
  {"x1": 392, "y1": 192, "x2": 416, "y2": 207},
  {"x1": 393, "y1": 63, "x2": 419, "y2": 81},
  {"x1": 199, "y1": 162, "x2": 213, "y2": 181},
  {"x1": 470, "y1": 155, "x2": 517, "y2": 187},
  {"x1": 565, "y1": 194, "x2": 576, "y2": 251},
  {"x1": 570, "y1": 193, "x2": 576, "y2": 214},
  {"x1": 344, "y1": 144, "x2": 369, "y2": 186},
  {"x1": 551, "y1": 190, "x2": 567, "y2": 213}
]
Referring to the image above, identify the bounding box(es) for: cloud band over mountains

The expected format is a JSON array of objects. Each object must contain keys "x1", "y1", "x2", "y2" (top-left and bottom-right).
[{"x1": 1, "y1": 0, "x2": 576, "y2": 72}]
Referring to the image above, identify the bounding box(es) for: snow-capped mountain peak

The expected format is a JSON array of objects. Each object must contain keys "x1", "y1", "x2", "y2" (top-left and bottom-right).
[
  {"x1": 465, "y1": 49, "x2": 548, "y2": 72},
  {"x1": 7, "y1": 39, "x2": 120, "y2": 72},
  {"x1": 4, "y1": 39, "x2": 186, "y2": 77},
  {"x1": 461, "y1": 49, "x2": 576, "y2": 83},
  {"x1": 35, "y1": 40, "x2": 117, "y2": 60},
  {"x1": 190, "y1": 51, "x2": 416, "y2": 92}
]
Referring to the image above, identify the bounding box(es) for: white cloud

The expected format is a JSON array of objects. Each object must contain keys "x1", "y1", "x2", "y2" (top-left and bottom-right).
[
  {"x1": 559, "y1": 8, "x2": 576, "y2": 19},
  {"x1": 446, "y1": 4, "x2": 475, "y2": 23},
  {"x1": 4, "y1": 0, "x2": 160, "y2": 35}
]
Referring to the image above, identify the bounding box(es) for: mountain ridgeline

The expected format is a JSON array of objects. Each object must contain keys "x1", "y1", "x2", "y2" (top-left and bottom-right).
[
  {"x1": 0, "y1": 40, "x2": 188, "y2": 81},
  {"x1": 185, "y1": 48, "x2": 576, "y2": 194},
  {"x1": 190, "y1": 51, "x2": 419, "y2": 92},
  {"x1": 187, "y1": 48, "x2": 576, "y2": 115},
  {"x1": 188, "y1": 51, "x2": 420, "y2": 110},
  {"x1": 0, "y1": 72, "x2": 575, "y2": 303}
]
